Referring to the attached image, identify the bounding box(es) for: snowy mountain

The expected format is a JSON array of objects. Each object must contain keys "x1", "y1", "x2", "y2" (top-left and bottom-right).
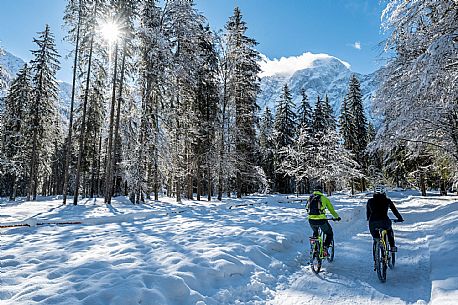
[
  {"x1": 0, "y1": 49, "x2": 72, "y2": 125},
  {"x1": 257, "y1": 52, "x2": 381, "y2": 119}
]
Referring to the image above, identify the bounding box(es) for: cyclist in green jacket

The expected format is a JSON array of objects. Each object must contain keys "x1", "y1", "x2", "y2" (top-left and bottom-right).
[{"x1": 307, "y1": 185, "x2": 341, "y2": 255}]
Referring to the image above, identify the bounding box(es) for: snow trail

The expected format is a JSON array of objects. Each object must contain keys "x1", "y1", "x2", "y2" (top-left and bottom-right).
[{"x1": 1, "y1": 191, "x2": 457, "y2": 304}]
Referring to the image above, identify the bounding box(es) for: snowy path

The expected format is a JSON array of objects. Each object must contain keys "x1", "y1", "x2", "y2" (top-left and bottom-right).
[
  {"x1": 269, "y1": 193, "x2": 432, "y2": 305},
  {"x1": 1, "y1": 192, "x2": 457, "y2": 305}
]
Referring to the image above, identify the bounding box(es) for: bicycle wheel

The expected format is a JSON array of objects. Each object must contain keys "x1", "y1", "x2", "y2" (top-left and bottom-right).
[
  {"x1": 327, "y1": 238, "x2": 334, "y2": 262},
  {"x1": 375, "y1": 240, "x2": 387, "y2": 282},
  {"x1": 391, "y1": 248, "x2": 396, "y2": 268},
  {"x1": 386, "y1": 236, "x2": 395, "y2": 269},
  {"x1": 311, "y1": 242, "x2": 322, "y2": 274}
]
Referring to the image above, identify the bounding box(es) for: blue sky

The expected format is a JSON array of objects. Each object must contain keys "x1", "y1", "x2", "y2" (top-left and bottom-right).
[{"x1": 0, "y1": 0, "x2": 387, "y2": 82}]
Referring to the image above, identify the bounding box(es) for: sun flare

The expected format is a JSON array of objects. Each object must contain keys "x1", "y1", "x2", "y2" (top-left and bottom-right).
[{"x1": 99, "y1": 20, "x2": 121, "y2": 44}]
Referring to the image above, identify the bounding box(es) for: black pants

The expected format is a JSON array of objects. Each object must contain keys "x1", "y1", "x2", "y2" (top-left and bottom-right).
[
  {"x1": 369, "y1": 219, "x2": 395, "y2": 248},
  {"x1": 309, "y1": 219, "x2": 333, "y2": 247}
]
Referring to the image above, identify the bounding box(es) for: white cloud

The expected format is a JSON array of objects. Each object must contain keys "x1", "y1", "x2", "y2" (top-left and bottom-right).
[
  {"x1": 258, "y1": 52, "x2": 351, "y2": 78},
  {"x1": 353, "y1": 41, "x2": 362, "y2": 50}
]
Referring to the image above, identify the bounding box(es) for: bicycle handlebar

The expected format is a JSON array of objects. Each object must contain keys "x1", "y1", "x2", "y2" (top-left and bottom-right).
[{"x1": 327, "y1": 218, "x2": 340, "y2": 221}]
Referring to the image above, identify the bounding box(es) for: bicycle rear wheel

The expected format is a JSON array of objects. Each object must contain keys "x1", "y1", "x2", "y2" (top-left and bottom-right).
[
  {"x1": 327, "y1": 238, "x2": 334, "y2": 262},
  {"x1": 375, "y1": 240, "x2": 387, "y2": 282},
  {"x1": 311, "y1": 243, "x2": 322, "y2": 274}
]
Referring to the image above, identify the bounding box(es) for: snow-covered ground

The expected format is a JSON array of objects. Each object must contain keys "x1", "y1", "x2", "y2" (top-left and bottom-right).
[{"x1": 0, "y1": 190, "x2": 457, "y2": 305}]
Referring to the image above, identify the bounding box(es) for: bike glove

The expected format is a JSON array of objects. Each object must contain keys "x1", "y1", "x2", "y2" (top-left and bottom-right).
[
  {"x1": 397, "y1": 217, "x2": 404, "y2": 222},
  {"x1": 336, "y1": 217, "x2": 341, "y2": 221}
]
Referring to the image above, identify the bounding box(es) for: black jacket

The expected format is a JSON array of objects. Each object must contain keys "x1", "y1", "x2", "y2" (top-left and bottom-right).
[{"x1": 366, "y1": 194, "x2": 402, "y2": 222}]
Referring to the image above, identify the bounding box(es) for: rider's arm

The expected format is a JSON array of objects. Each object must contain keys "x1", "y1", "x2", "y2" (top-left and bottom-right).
[
  {"x1": 323, "y1": 196, "x2": 339, "y2": 218},
  {"x1": 388, "y1": 199, "x2": 403, "y2": 220}
]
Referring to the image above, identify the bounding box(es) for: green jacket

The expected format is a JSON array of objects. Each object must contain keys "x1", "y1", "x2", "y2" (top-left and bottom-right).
[{"x1": 307, "y1": 191, "x2": 339, "y2": 220}]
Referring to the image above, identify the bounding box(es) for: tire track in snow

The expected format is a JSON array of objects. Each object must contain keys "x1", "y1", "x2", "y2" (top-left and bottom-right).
[{"x1": 269, "y1": 195, "x2": 431, "y2": 305}]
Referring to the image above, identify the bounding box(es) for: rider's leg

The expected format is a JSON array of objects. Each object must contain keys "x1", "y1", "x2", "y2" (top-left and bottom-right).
[
  {"x1": 387, "y1": 227, "x2": 395, "y2": 248},
  {"x1": 308, "y1": 219, "x2": 320, "y2": 238},
  {"x1": 321, "y1": 221, "x2": 333, "y2": 248}
]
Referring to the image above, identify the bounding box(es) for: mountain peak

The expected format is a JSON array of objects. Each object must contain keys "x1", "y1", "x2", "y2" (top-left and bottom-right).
[{"x1": 259, "y1": 52, "x2": 351, "y2": 78}]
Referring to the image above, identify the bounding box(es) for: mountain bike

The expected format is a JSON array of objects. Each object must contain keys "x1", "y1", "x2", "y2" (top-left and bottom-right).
[
  {"x1": 309, "y1": 218, "x2": 338, "y2": 273},
  {"x1": 373, "y1": 219, "x2": 400, "y2": 282}
]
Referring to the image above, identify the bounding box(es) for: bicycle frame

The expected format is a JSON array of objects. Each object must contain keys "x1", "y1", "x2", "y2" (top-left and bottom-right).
[
  {"x1": 373, "y1": 219, "x2": 399, "y2": 282},
  {"x1": 309, "y1": 218, "x2": 337, "y2": 273},
  {"x1": 309, "y1": 228, "x2": 326, "y2": 259}
]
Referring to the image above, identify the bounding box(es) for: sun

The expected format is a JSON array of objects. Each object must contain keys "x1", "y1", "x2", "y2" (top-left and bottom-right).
[{"x1": 99, "y1": 20, "x2": 121, "y2": 44}]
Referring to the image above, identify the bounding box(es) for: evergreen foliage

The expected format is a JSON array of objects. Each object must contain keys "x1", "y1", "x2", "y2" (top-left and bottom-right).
[
  {"x1": 225, "y1": 7, "x2": 261, "y2": 198},
  {"x1": 273, "y1": 84, "x2": 296, "y2": 193}
]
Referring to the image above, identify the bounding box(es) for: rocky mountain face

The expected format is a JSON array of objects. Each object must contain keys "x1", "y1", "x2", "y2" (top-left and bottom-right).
[
  {"x1": 257, "y1": 54, "x2": 381, "y2": 119},
  {"x1": 0, "y1": 50, "x2": 72, "y2": 126}
]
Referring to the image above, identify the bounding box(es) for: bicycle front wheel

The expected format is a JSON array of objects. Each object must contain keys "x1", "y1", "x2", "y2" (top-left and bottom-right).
[
  {"x1": 375, "y1": 240, "x2": 387, "y2": 282},
  {"x1": 327, "y1": 238, "x2": 334, "y2": 262}
]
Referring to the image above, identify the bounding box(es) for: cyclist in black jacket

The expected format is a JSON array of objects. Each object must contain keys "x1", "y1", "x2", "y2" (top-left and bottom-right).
[{"x1": 367, "y1": 185, "x2": 404, "y2": 253}]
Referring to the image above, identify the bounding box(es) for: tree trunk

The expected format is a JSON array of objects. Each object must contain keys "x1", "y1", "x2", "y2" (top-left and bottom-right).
[
  {"x1": 440, "y1": 179, "x2": 447, "y2": 196},
  {"x1": 236, "y1": 172, "x2": 242, "y2": 198},
  {"x1": 63, "y1": 0, "x2": 81, "y2": 205},
  {"x1": 74, "y1": 32, "x2": 95, "y2": 205},
  {"x1": 28, "y1": 124, "x2": 38, "y2": 201},
  {"x1": 420, "y1": 172, "x2": 427, "y2": 196},
  {"x1": 104, "y1": 42, "x2": 119, "y2": 204},
  {"x1": 207, "y1": 163, "x2": 211, "y2": 201}
]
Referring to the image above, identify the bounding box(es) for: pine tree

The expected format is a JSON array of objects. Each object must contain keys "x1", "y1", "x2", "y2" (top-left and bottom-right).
[
  {"x1": 225, "y1": 7, "x2": 261, "y2": 198},
  {"x1": 344, "y1": 75, "x2": 368, "y2": 190},
  {"x1": 133, "y1": 0, "x2": 166, "y2": 203},
  {"x1": 259, "y1": 107, "x2": 275, "y2": 192},
  {"x1": 312, "y1": 96, "x2": 326, "y2": 134},
  {"x1": 0, "y1": 64, "x2": 32, "y2": 199},
  {"x1": 193, "y1": 25, "x2": 219, "y2": 201},
  {"x1": 28, "y1": 25, "x2": 61, "y2": 201},
  {"x1": 339, "y1": 94, "x2": 354, "y2": 151},
  {"x1": 161, "y1": 0, "x2": 207, "y2": 202},
  {"x1": 273, "y1": 84, "x2": 296, "y2": 193},
  {"x1": 375, "y1": 0, "x2": 458, "y2": 190},
  {"x1": 297, "y1": 89, "x2": 313, "y2": 130}
]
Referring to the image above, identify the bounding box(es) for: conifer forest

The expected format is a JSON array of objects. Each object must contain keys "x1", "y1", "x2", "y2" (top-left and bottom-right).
[{"x1": 0, "y1": 0, "x2": 457, "y2": 204}]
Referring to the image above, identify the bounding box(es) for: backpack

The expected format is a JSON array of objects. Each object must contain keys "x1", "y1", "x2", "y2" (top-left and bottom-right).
[{"x1": 307, "y1": 194, "x2": 323, "y2": 215}]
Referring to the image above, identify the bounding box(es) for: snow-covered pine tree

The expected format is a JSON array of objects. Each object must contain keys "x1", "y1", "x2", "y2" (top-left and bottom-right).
[
  {"x1": 342, "y1": 74, "x2": 368, "y2": 191},
  {"x1": 294, "y1": 89, "x2": 313, "y2": 193},
  {"x1": 194, "y1": 25, "x2": 219, "y2": 201},
  {"x1": 0, "y1": 64, "x2": 32, "y2": 200},
  {"x1": 312, "y1": 96, "x2": 326, "y2": 134},
  {"x1": 308, "y1": 95, "x2": 361, "y2": 194},
  {"x1": 339, "y1": 94, "x2": 354, "y2": 151},
  {"x1": 214, "y1": 30, "x2": 235, "y2": 200},
  {"x1": 273, "y1": 84, "x2": 296, "y2": 193},
  {"x1": 161, "y1": 0, "x2": 206, "y2": 202},
  {"x1": 322, "y1": 95, "x2": 336, "y2": 131},
  {"x1": 375, "y1": 0, "x2": 458, "y2": 190},
  {"x1": 133, "y1": 0, "x2": 167, "y2": 203},
  {"x1": 297, "y1": 89, "x2": 313, "y2": 130},
  {"x1": 225, "y1": 7, "x2": 261, "y2": 198},
  {"x1": 27, "y1": 25, "x2": 61, "y2": 201},
  {"x1": 259, "y1": 107, "x2": 275, "y2": 192}
]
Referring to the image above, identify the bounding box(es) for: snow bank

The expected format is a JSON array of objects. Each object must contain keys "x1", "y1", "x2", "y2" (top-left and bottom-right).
[{"x1": 1, "y1": 192, "x2": 457, "y2": 304}]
